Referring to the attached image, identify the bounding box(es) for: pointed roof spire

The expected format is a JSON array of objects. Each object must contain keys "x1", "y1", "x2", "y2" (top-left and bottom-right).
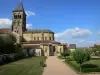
[{"x1": 13, "y1": 0, "x2": 24, "y2": 12}]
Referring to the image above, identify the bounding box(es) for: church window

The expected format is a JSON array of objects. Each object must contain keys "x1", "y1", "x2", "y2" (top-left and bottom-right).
[
  {"x1": 37, "y1": 37, "x2": 39, "y2": 40},
  {"x1": 45, "y1": 37, "x2": 47, "y2": 40},
  {"x1": 60, "y1": 48, "x2": 62, "y2": 52},
  {"x1": 19, "y1": 15, "x2": 21, "y2": 19},
  {"x1": 34, "y1": 37, "x2": 36, "y2": 40},
  {"x1": 14, "y1": 15, "x2": 17, "y2": 19},
  {"x1": 49, "y1": 37, "x2": 51, "y2": 40},
  {"x1": 18, "y1": 15, "x2": 21, "y2": 19}
]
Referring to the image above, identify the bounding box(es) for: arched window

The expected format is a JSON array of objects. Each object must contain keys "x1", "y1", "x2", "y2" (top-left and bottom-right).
[
  {"x1": 14, "y1": 15, "x2": 17, "y2": 19},
  {"x1": 49, "y1": 37, "x2": 51, "y2": 40},
  {"x1": 34, "y1": 37, "x2": 36, "y2": 40},
  {"x1": 18, "y1": 15, "x2": 21, "y2": 19},
  {"x1": 19, "y1": 15, "x2": 21, "y2": 19},
  {"x1": 37, "y1": 37, "x2": 39, "y2": 40},
  {"x1": 45, "y1": 37, "x2": 47, "y2": 40}
]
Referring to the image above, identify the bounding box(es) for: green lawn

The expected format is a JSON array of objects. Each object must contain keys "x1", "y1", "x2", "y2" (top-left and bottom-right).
[{"x1": 0, "y1": 56, "x2": 45, "y2": 75}]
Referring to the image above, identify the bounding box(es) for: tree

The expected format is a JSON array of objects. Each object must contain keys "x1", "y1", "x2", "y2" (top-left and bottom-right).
[
  {"x1": 73, "y1": 49, "x2": 90, "y2": 72},
  {"x1": 0, "y1": 34, "x2": 17, "y2": 54},
  {"x1": 92, "y1": 44, "x2": 100, "y2": 56},
  {"x1": 0, "y1": 36, "x2": 4, "y2": 54},
  {"x1": 2, "y1": 34, "x2": 15, "y2": 54}
]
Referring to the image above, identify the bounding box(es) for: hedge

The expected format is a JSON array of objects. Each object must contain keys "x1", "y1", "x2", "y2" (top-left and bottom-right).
[{"x1": 65, "y1": 60, "x2": 100, "y2": 73}]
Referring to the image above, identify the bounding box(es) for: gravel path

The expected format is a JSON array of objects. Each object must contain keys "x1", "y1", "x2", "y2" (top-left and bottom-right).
[{"x1": 42, "y1": 56, "x2": 78, "y2": 75}]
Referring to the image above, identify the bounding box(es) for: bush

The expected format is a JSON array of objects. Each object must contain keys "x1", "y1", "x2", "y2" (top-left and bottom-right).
[
  {"x1": 81, "y1": 64, "x2": 98, "y2": 68},
  {"x1": 73, "y1": 49, "x2": 90, "y2": 65},
  {"x1": 61, "y1": 51, "x2": 70, "y2": 57},
  {"x1": 82, "y1": 68, "x2": 100, "y2": 72},
  {"x1": 40, "y1": 60, "x2": 46, "y2": 67},
  {"x1": 0, "y1": 56, "x2": 3, "y2": 65}
]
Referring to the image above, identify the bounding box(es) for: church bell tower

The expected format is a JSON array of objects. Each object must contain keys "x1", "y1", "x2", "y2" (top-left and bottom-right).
[{"x1": 12, "y1": 1, "x2": 26, "y2": 37}]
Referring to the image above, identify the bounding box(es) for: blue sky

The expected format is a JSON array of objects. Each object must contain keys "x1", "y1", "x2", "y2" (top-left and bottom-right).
[{"x1": 0, "y1": 0, "x2": 100, "y2": 47}]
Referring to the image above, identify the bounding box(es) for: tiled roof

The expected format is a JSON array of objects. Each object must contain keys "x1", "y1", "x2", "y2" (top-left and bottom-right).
[
  {"x1": 0, "y1": 28, "x2": 11, "y2": 34},
  {"x1": 13, "y1": 1, "x2": 24, "y2": 12},
  {"x1": 23, "y1": 45, "x2": 41, "y2": 49},
  {"x1": 24, "y1": 29, "x2": 54, "y2": 34},
  {"x1": 22, "y1": 40, "x2": 61, "y2": 45}
]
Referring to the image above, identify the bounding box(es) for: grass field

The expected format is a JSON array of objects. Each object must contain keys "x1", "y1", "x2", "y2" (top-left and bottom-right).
[{"x1": 0, "y1": 56, "x2": 45, "y2": 75}]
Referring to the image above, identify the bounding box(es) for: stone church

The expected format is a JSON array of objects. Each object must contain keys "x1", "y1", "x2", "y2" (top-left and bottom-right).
[{"x1": 0, "y1": 1, "x2": 67, "y2": 56}]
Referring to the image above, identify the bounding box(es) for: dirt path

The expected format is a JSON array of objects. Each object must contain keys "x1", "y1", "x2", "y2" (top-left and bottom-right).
[
  {"x1": 42, "y1": 56, "x2": 78, "y2": 75},
  {"x1": 42, "y1": 56, "x2": 100, "y2": 75}
]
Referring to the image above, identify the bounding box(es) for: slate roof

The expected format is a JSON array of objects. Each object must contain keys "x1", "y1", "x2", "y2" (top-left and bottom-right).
[
  {"x1": 0, "y1": 28, "x2": 11, "y2": 34},
  {"x1": 13, "y1": 1, "x2": 24, "y2": 12},
  {"x1": 24, "y1": 29, "x2": 54, "y2": 34}
]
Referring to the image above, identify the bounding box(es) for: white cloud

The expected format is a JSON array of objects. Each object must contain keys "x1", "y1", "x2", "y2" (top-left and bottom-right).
[
  {"x1": 26, "y1": 24, "x2": 33, "y2": 29},
  {"x1": 0, "y1": 18, "x2": 12, "y2": 28},
  {"x1": 25, "y1": 11, "x2": 35, "y2": 17},
  {"x1": 55, "y1": 27, "x2": 92, "y2": 39},
  {"x1": 87, "y1": 40, "x2": 100, "y2": 45}
]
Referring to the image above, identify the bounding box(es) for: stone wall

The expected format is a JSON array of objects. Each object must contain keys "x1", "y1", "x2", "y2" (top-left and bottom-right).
[{"x1": 23, "y1": 32, "x2": 54, "y2": 41}]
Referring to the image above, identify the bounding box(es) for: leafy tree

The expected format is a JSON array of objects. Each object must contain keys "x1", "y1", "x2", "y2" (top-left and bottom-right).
[
  {"x1": 2, "y1": 34, "x2": 15, "y2": 54},
  {"x1": 92, "y1": 44, "x2": 100, "y2": 56},
  {"x1": 0, "y1": 34, "x2": 17, "y2": 54},
  {"x1": 0, "y1": 36, "x2": 4, "y2": 54},
  {"x1": 73, "y1": 49, "x2": 90, "y2": 72}
]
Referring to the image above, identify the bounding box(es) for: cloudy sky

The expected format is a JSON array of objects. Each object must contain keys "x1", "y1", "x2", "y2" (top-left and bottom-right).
[{"x1": 0, "y1": 0, "x2": 100, "y2": 47}]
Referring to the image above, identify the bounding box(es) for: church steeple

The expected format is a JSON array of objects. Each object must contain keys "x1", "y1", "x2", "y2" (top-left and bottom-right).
[
  {"x1": 13, "y1": 0, "x2": 25, "y2": 12},
  {"x1": 12, "y1": 0, "x2": 26, "y2": 37}
]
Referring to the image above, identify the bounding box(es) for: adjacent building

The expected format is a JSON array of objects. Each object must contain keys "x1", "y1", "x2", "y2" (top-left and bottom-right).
[{"x1": 69, "y1": 44, "x2": 76, "y2": 52}]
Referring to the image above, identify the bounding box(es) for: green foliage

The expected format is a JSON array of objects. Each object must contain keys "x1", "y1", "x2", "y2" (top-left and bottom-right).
[
  {"x1": 72, "y1": 49, "x2": 90, "y2": 65},
  {"x1": 0, "y1": 36, "x2": 4, "y2": 54},
  {"x1": 0, "y1": 34, "x2": 23, "y2": 55},
  {"x1": 92, "y1": 44, "x2": 100, "y2": 56},
  {"x1": 65, "y1": 60, "x2": 100, "y2": 73},
  {"x1": 14, "y1": 43, "x2": 24, "y2": 58},
  {"x1": 61, "y1": 50, "x2": 70, "y2": 57},
  {"x1": 1, "y1": 35, "x2": 15, "y2": 54},
  {"x1": 81, "y1": 64, "x2": 98, "y2": 68}
]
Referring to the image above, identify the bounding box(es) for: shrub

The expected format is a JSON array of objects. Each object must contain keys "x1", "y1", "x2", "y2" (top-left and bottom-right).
[
  {"x1": 61, "y1": 50, "x2": 70, "y2": 57},
  {"x1": 81, "y1": 64, "x2": 98, "y2": 68},
  {"x1": 0, "y1": 56, "x2": 3, "y2": 65},
  {"x1": 82, "y1": 68, "x2": 100, "y2": 72},
  {"x1": 73, "y1": 49, "x2": 90, "y2": 65},
  {"x1": 40, "y1": 60, "x2": 46, "y2": 67}
]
